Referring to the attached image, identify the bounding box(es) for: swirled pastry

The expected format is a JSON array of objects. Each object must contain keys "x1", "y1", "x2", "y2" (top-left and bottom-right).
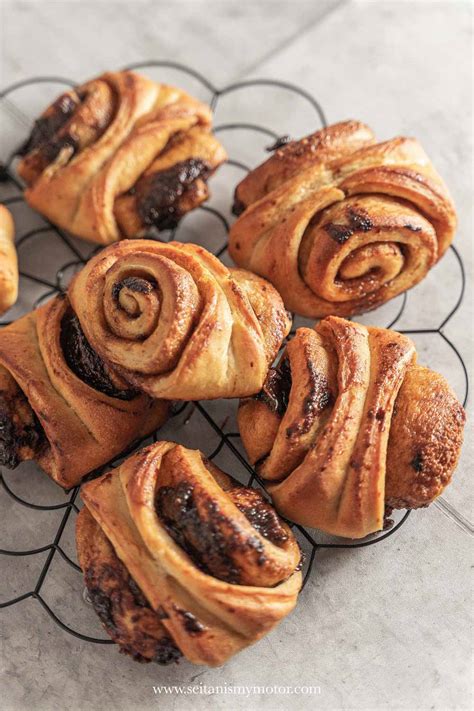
[
  {"x1": 17, "y1": 71, "x2": 227, "y2": 244},
  {"x1": 0, "y1": 206, "x2": 18, "y2": 316},
  {"x1": 229, "y1": 121, "x2": 456, "y2": 318},
  {"x1": 0, "y1": 295, "x2": 167, "y2": 487},
  {"x1": 238, "y1": 317, "x2": 465, "y2": 538},
  {"x1": 77, "y1": 441, "x2": 302, "y2": 666},
  {"x1": 68, "y1": 239, "x2": 291, "y2": 400}
]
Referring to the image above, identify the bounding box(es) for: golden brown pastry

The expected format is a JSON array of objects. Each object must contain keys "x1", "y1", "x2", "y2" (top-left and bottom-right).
[
  {"x1": 0, "y1": 206, "x2": 18, "y2": 315},
  {"x1": 17, "y1": 71, "x2": 227, "y2": 244},
  {"x1": 68, "y1": 239, "x2": 291, "y2": 400},
  {"x1": 77, "y1": 441, "x2": 302, "y2": 666},
  {"x1": 238, "y1": 317, "x2": 465, "y2": 538},
  {"x1": 0, "y1": 295, "x2": 168, "y2": 487},
  {"x1": 229, "y1": 121, "x2": 456, "y2": 318}
]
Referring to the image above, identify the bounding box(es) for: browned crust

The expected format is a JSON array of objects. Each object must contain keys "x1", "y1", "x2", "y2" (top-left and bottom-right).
[
  {"x1": 229, "y1": 122, "x2": 456, "y2": 319},
  {"x1": 0, "y1": 206, "x2": 18, "y2": 316},
  {"x1": 0, "y1": 295, "x2": 168, "y2": 487},
  {"x1": 18, "y1": 71, "x2": 227, "y2": 245},
  {"x1": 76, "y1": 507, "x2": 181, "y2": 664},
  {"x1": 238, "y1": 318, "x2": 465, "y2": 538},
  {"x1": 234, "y1": 120, "x2": 376, "y2": 210},
  {"x1": 68, "y1": 239, "x2": 291, "y2": 400},
  {"x1": 385, "y1": 365, "x2": 465, "y2": 508},
  {"x1": 79, "y1": 441, "x2": 302, "y2": 666}
]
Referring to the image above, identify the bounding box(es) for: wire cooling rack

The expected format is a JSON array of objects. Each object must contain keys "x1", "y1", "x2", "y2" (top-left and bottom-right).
[{"x1": 0, "y1": 61, "x2": 469, "y2": 649}]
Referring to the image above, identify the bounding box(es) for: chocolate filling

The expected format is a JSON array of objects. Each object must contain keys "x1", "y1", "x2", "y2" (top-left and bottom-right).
[
  {"x1": 17, "y1": 93, "x2": 80, "y2": 158},
  {"x1": 286, "y1": 364, "x2": 333, "y2": 439},
  {"x1": 172, "y1": 606, "x2": 205, "y2": 635},
  {"x1": 156, "y1": 482, "x2": 242, "y2": 583},
  {"x1": 229, "y1": 487, "x2": 289, "y2": 546},
  {"x1": 112, "y1": 275, "x2": 156, "y2": 299},
  {"x1": 156, "y1": 482, "x2": 266, "y2": 584},
  {"x1": 86, "y1": 585, "x2": 117, "y2": 634},
  {"x1": 324, "y1": 223, "x2": 354, "y2": 244},
  {"x1": 323, "y1": 206, "x2": 373, "y2": 244},
  {"x1": 60, "y1": 309, "x2": 137, "y2": 400},
  {"x1": 150, "y1": 638, "x2": 183, "y2": 665},
  {"x1": 85, "y1": 565, "x2": 181, "y2": 665},
  {"x1": 256, "y1": 356, "x2": 292, "y2": 416},
  {"x1": 118, "y1": 637, "x2": 181, "y2": 665},
  {"x1": 111, "y1": 276, "x2": 158, "y2": 315},
  {"x1": 0, "y1": 390, "x2": 45, "y2": 469},
  {"x1": 135, "y1": 158, "x2": 211, "y2": 230}
]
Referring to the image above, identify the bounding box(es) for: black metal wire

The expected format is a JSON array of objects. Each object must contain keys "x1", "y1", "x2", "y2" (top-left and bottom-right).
[{"x1": 0, "y1": 60, "x2": 468, "y2": 647}]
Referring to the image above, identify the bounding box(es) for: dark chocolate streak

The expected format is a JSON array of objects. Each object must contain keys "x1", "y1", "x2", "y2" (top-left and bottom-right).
[
  {"x1": 136, "y1": 158, "x2": 211, "y2": 230},
  {"x1": 156, "y1": 482, "x2": 268, "y2": 584},
  {"x1": 173, "y1": 606, "x2": 205, "y2": 635},
  {"x1": 150, "y1": 638, "x2": 183, "y2": 665},
  {"x1": 156, "y1": 482, "x2": 242, "y2": 583},
  {"x1": 112, "y1": 276, "x2": 157, "y2": 301},
  {"x1": 17, "y1": 93, "x2": 80, "y2": 158},
  {"x1": 0, "y1": 395, "x2": 44, "y2": 469},
  {"x1": 230, "y1": 488, "x2": 289, "y2": 545},
  {"x1": 286, "y1": 363, "x2": 333, "y2": 440},
  {"x1": 85, "y1": 566, "x2": 181, "y2": 665},
  {"x1": 324, "y1": 207, "x2": 374, "y2": 244},
  {"x1": 60, "y1": 309, "x2": 137, "y2": 400},
  {"x1": 256, "y1": 357, "x2": 292, "y2": 416}
]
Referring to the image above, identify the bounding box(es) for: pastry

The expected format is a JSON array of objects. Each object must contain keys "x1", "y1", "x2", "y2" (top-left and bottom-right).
[
  {"x1": 229, "y1": 121, "x2": 456, "y2": 318},
  {"x1": 0, "y1": 205, "x2": 18, "y2": 316},
  {"x1": 238, "y1": 316, "x2": 465, "y2": 538},
  {"x1": 68, "y1": 239, "x2": 292, "y2": 400},
  {"x1": 17, "y1": 71, "x2": 227, "y2": 244},
  {"x1": 0, "y1": 295, "x2": 168, "y2": 487},
  {"x1": 77, "y1": 441, "x2": 302, "y2": 666}
]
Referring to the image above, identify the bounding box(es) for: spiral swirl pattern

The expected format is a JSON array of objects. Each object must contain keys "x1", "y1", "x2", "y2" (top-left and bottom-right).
[
  {"x1": 229, "y1": 121, "x2": 456, "y2": 318},
  {"x1": 17, "y1": 70, "x2": 226, "y2": 244},
  {"x1": 69, "y1": 239, "x2": 291, "y2": 400},
  {"x1": 238, "y1": 317, "x2": 465, "y2": 538},
  {"x1": 77, "y1": 441, "x2": 302, "y2": 666}
]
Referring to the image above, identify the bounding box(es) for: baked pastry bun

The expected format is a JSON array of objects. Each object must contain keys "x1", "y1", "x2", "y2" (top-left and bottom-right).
[
  {"x1": 238, "y1": 316, "x2": 465, "y2": 538},
  {"x1": 229, "y1": 121, "x2": 456, "y2": 318},
  {"x1": 17, "y1": 71, "x2": 227, "y2": 244},
  {"x1": 0, "y1": 295, "x2": 168, "y2": 487},
  {"x1": 77, "y1": 441, "x2": 302, "y2": 666},
  {"x1": 69, "y1": 239, "x2": 292, "y2": 400},
  {"x1": 0, "y1": 206, "x2": 18, "y2": 315}
]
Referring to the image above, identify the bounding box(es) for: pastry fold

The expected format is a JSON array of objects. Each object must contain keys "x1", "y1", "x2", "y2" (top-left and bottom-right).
[
  {"x1": 229, "y1": 121, "x2": 456, "y2": 318},
  {"x1": 0, "y1": 206, "x2": 18, "y2": 315},
  {"x1": 17, "y1": 71, "x2": 227, "y2": 244},
  {"x1": 68, "y1": 239, "x2": 291, "y2": 400},
  {"x1": 0, "y1": 295, "x2": 168, "y2": 487},
  {"x1": 77, "y1": 441, "x2": 302, "y2": 666},
  {"x1": 238, "y1": 317, "x2": 465, "y2": 538}
]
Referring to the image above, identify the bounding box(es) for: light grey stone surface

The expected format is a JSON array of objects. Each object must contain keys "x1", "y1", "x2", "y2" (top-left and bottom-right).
[{"x1": 0, "y1": 1, "x2": 472, "y2": 710}]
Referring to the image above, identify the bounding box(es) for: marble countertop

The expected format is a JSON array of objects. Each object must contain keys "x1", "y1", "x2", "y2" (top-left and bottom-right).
[{"x1": 0, "y1": 2, "x2": 472, "y2": 710}]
